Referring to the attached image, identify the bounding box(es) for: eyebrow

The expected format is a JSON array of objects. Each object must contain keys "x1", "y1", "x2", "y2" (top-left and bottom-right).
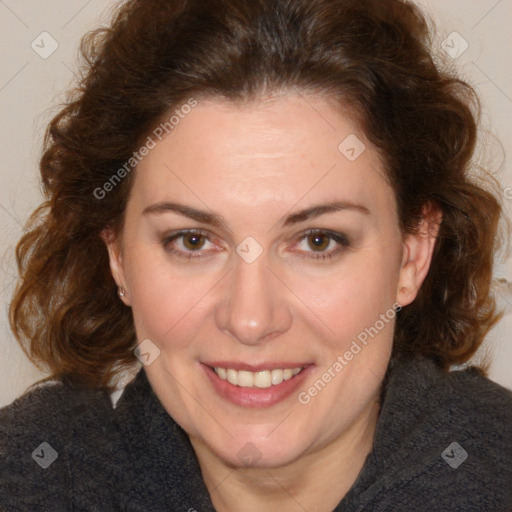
[
  {"x1": 282, "y1": 201, "x2": 370, "y2": 226},
  {"x1": 142, "y1": 200, "x2": 370, "y2": 229}
]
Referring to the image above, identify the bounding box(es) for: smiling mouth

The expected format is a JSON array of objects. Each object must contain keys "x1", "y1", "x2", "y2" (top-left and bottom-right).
[{"x1": 212, "y1": 366, "x2": 305, "y2": 388}]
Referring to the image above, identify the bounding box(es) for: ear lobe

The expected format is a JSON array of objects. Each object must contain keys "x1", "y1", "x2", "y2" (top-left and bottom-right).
[
  {"x1": 397, "y1": 202, "x2": 442, "y2": 307},
  {"x1": 101, "y1": 227, "x2": 131, "y2": 305}
]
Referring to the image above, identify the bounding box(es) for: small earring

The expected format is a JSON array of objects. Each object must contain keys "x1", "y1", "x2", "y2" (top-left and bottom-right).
[{"x1": 118, "y1": 287, "x2": 126, "y2": 298}]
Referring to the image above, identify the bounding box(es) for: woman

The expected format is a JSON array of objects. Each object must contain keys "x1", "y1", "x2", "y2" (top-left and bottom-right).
[{"x1": 1, "y1": 0, "x2": 511, "y2": 510}]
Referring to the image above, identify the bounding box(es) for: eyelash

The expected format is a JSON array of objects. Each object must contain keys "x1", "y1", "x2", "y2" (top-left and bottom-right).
[
  {"x1": 293, "y1": 229, "x2": 350, "y2": 261},
  {"x1": 162, "y1": 229, "x2": 218, "y2": 260},
  {"x1": 161, "y1": 229, "x2": 351, "y2": 261}
]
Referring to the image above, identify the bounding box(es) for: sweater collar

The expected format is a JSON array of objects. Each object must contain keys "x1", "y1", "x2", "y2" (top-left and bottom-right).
[
  {"x1": 115, "y1": 355, "x2": 446, "y2": 510},
  {"x1": 115, "y1": 368, "x2": 215, "y2": 510}
]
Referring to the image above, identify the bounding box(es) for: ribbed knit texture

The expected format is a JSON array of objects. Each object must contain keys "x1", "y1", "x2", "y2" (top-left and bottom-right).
[{"x1": 1, "y1": 355, "x2": 511, "y2": 511}]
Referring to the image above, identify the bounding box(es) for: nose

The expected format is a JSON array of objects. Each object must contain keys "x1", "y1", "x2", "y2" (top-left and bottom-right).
[{"x1": 215, "y1": 252, "x2": 292, "y2": 346}]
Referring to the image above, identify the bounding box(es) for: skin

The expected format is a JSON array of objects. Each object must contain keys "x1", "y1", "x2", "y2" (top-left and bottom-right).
[{"x1": 105, "y1": 93, "x2": 440, "y2": 511}]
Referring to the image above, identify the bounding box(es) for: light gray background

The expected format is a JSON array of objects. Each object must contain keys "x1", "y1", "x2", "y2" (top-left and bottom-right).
[{"x1": 1, "y1": 0, "x2": 511, "y2": 406}]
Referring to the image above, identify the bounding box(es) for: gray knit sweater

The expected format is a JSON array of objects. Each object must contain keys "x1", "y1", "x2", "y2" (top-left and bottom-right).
[{"x1": 1, "y1": 355, "x2": 511, "y2": 511}]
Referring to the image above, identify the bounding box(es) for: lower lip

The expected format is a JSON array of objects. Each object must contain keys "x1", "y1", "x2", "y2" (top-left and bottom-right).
[{"x1": 202, "y1": 364, "x2": 313, "y2": 408}]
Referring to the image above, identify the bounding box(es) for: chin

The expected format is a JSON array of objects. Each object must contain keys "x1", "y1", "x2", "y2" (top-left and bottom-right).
[{"x1": 195, "y1": 421, "x2": 314, "y2": 470}]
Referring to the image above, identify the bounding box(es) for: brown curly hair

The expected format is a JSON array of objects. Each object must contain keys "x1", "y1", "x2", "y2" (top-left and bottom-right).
[{"x1": 10, "y1": 0, "x2": 503, "y2": 390}]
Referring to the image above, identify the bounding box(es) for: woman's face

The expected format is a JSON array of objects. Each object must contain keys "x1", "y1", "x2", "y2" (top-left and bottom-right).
[{"x1": 107, "y1": 94, "x2": 433, "y2": 469}]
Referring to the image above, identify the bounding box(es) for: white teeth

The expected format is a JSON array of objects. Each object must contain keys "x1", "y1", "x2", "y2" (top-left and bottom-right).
[
  {"x1": 214, "y1": 366, "x2": 303, "y2": 388},
  {"x1": 226, "y1": 369, "x2": 238, "y2": 385},
  {"x1": 271, "y1": 369, "x2": 284, "y2": 385},
  {"x1": 254, "y1": 371, "x2": 271, "y2": 388},
  {"x1": 237, "y1": 370, "x2": 254, "y2": 387}
]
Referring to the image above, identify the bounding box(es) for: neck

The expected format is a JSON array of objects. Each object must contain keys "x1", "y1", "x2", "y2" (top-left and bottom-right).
[{"x1": 191, "y1": 398, "x2": 380, "y2": 512}]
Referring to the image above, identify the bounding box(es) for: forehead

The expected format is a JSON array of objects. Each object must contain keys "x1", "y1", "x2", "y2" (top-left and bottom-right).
[{"x1": 130, "y1": 94, "x2": 395, "y2": 222}]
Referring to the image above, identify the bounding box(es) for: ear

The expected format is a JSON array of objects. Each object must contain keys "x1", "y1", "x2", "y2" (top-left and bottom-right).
[
  {"x1": 397, "y1": 202, "x2": 442, "y2": 307},
  {"x1": 101, "y1": 227, "x2": 131, "y2": 306}
]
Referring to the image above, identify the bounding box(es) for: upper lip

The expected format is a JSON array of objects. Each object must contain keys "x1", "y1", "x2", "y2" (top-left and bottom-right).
[{"x1": 203, "y1": 361, "x2": 312, "y2": 372}]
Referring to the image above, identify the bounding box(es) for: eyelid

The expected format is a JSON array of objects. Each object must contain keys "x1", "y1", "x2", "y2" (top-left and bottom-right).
[
  {"x1": 299, "y1": 228, "x2": 350, "y2": 246},
  {"x1": 161, "y1": 228, "x2": 351, "y2": 261},
  {"x1": 289, "y1": 229, "x2": 351, "y2": 260},
  {"x1": 164, "y1": 228, "x2": 210, "y2": 237},
  {"x1": 161, "y1": 228, "x2": 221, "y2": 258}
]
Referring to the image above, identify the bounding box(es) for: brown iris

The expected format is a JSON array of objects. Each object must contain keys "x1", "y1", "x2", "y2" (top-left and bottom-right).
[
  {"x1": 183, "y1": 233, "x2": 206, "y2": 250},
  {"x1": 307, "y1": 233, "x2": 330, "y2": 251}
]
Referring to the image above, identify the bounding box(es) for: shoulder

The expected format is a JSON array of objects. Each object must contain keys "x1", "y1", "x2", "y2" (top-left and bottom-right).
[
  {"x1": 387, "y1": 355, "x2": 512, "y2": 458},
  {"x1": 446, "y1": 362, "x2": 512, "y2": 420},
  {"x1": 0, "y1": 379, "x2": 118, "y2": 511},
  {"x1": 0, "y1": 378, "x2": 115, "y2": 446},
  {"x1": 370, "y1": 355, "x2": 512, "y2": 511},
  {"x1": 390, "y1": 355, "x2": 512, "y2": 430},
  {"x1": 419, "y1": 357, "x2": 512, "y2": 473},
  {"x1": 2, "y1": 377, "x2": 108, "y2": 417}
]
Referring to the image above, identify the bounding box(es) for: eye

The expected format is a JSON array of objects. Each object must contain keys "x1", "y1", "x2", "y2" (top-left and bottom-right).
[
  {"x1": 292, "y1": 229, "x2": 350, "y2": 261},
  {"x1": 162, "y1": 229, "x2": 220, "y2": 259}
]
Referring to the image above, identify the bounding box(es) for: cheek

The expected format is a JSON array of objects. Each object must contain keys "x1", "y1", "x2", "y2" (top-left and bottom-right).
[
  {"x1": 124, "y1": 230, "x2": 402, "y2": 358},
  {"x1": 291, "y1": 252, "x2": 401, "y2": 348},
  {"x1": 124, "y1": 247, "x2": 214, "y2": 346}
]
